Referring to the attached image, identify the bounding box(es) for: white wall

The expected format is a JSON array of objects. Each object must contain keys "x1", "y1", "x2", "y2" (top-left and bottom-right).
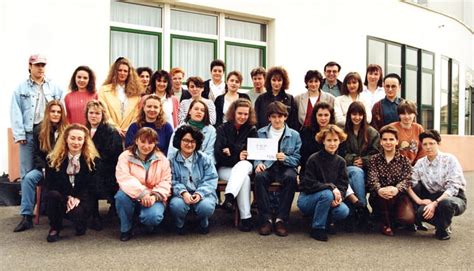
[
  {"x1": 1, "y1": 0, "x2": 472, "y2": 174},
  {"x1": 1, "y1": 0, "x2": 111, "y2": 175}
]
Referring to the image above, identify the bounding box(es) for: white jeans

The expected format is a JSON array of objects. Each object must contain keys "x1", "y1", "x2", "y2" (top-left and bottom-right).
[{"x1": 217, "y1": 160, "x2": 253, "y2": 219}]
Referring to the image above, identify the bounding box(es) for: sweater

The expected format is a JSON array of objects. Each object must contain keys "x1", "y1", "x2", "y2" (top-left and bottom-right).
[
  {"x1": 214, "y1": 121, "x2": 257, "y2": 168},
  {"x1": 64, "y1": 91, "x2": 98, "y2": 125}
]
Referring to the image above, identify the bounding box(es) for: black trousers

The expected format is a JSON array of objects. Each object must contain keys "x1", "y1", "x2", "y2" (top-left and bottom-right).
[
  {"x1": 47, "y1": 190, "x2": 88, "y2": 232},
  {"x1": 412, "y1": 183, "x2": 467, "y2": 230},
  {"x1": 254, "y1": 164, "x2": 297, "y2": 224}
]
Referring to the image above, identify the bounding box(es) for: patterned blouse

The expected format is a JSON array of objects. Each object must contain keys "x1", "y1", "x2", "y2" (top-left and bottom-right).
[
  {"x1": 367, "y1": 151, "x2": 412, "y2": 193},
  {"x1": 412, "y1": 151, "x2": 466, "y2": 197}
]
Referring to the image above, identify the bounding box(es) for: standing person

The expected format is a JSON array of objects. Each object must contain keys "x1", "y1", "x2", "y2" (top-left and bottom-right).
[
  {"x1": 64, "y1": 66, "x2": 98, "y2": 125},
  {"x1": 390, "y1": 100, "x2": 425, "y2": 165},
  {"x1": 169, "y1": 100, "x2": 216, "y2": 164},
  {"x1": 85, "y1": 100, "x2": 123, "y2": 230},
  {"x1": 299, "y1": 102, "x2": 336, "y2": 179},
  {"x1": 295, "y1": 70, "x2": 335, "y2": 128},
  {"x1": 215, "y1": 99, "x2": 257, "y2": 231},
  {"x1": 170, "y1": 67, "x2": 189, "y2": 102},
  {"x1": 367, "y1": 126, "x2": 415, "y2": 236},
  {"x1": 13, "y1": 101, "x2": 68, "y2": 232},
  {"x1": 203, "y1": 59, "x2": 227, "y2": 101},
  {"x1": 146, "y1": 70, "x2": 179, "y2": 129},
  {"x1": 371, "y1": 73, "x2": 404, "y2": 131},
  {"x1": 297, "y1": 125, "x2": 350, "y2": 241},
  {"x1": 254, "y1": 101, "x2": 301, "y2": 237},
  {"x1": 98, "y1": 57, "x2": 143, "y2": 136},
  {"x1": 178, "y1": 76, "x2": 216, "y2": 125},
  {"x1": 136, "y1": 67, "x2": 153, "y2": 93},
  {"x1": 334, "y1": 72, "x2": 372, "y2": 127},
  {"x1": 10, "y1": 54, "x2": 63, "y2": 183},
  {"x1": 408, "y1": 130, "x2": 467, "y2": 240},
  {"x1": 321, "y1": 61, "x2": 343, "y2": 97},
  {"x1": 247, "y1": 67, "x2": 266, "y2": 105},
  {"x1": 125, "y1": 95, "x2": 173, "y2": 155},
  {"x1": 360, "y1": 64, "x2": 384, "y2": 111},
  {"x1": 214, "y1": 71, "x2": 250, "y2": 127},
  {"x1": 115, "y1": 127, "x2": 172, "y2": 241},
  {"x1": 169, "y1": 125, "x2": 218, "y2": 235},
  {"x1": 44, "y1": 124, "x2": 100, "y2": 242},
  {"x1": 254, "y1": 66, "x2": 299, "y2": 130}
]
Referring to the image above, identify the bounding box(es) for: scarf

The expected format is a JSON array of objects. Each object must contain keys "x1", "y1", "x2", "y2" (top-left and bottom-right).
[
  {"x1": 66, "y1": 153, "x2": 81, "y2": 187},
  {"x1": 188, "y1": 120, "x2": 205, "y2": 130}
]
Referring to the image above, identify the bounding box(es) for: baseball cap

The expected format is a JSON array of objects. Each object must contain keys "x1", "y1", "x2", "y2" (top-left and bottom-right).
[{"x1": 29, "y1": 54, "x2": 47, "y2": 65}]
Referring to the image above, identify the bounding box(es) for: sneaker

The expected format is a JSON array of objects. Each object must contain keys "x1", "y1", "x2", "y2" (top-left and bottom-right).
[
  {"x1": 239, "y1": 218, "x2": 253, "y2": 232},
  {"x1": 435, "y1": 228, "x2": 450, "y2": 240},
  {"x1": 258, "y1": 221, "x2": 273, "y2": 236},
  {"x1": 13, "y1": 215, "x2": 33, "y2": 232},
  {"x1": 310, "y1": 228, "x2": 328, "y2": 241}
]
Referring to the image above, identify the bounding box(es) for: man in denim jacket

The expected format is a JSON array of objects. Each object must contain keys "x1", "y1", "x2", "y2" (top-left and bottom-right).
[{"x1": 10, "y1": 54, "x2": 63, "y2": 232}]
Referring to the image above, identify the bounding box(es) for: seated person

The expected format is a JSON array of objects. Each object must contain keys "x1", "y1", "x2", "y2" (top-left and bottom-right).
[
  {"x1": 298, "y1": 125, "x2": 350, "y2": 241},
  {"x1": 367, "y1": 125, "x2": 415, "y2": 236},
  {"x1": 407, "y1": 129, "x2": 467, "y2": 240},
  {"x1": 254, "y1": 101, "x2": 301, "y2": 237},
  {"x1": 169, "y1": 125, "x2": 218, "y2": 235},
  {"x1": 115, "y1": 127, "x2": 171, "y2": 241}
]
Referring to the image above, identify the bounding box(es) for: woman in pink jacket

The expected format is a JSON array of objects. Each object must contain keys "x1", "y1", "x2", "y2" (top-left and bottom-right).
[{"x1": 115, "y1": 127, "x2": 172, "y2": 241}]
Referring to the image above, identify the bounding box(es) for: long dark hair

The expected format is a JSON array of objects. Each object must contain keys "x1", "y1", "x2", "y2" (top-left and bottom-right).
[
  {"x1": 309, "y1": 102, "x2": 335, "y2": 133},
  {"x1": 344, "y1": 101, "x2": 369, "y2": 152}
]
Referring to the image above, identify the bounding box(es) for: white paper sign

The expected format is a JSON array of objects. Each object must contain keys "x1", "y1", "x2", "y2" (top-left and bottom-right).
[{"x1": 247, "y1": 138, "x2": 278, "y2": 161}]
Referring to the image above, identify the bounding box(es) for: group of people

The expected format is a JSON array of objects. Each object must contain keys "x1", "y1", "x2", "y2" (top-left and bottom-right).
[{"x1": 10, "y1": 55, "x2": 466, "y2": 243}]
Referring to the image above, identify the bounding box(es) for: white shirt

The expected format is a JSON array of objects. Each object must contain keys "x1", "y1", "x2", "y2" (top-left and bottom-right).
[
  {"x1": 334, "y1": 94, "x2": 372, "y2": 127},
  {"x1": 209, "y1": 80, "x2": 226, "y2": 101},
  {"x1": 269, "y1": 126, "x2": 284, "y2": 141},
  {"x1": 361, "y1": 86, "x2": 385, "y2": 110}
]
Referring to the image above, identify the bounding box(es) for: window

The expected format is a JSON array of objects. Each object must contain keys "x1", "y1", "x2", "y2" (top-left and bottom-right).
[
  {"x1": 367, "y1": 37, "x2": 434, "y2": 129},
  {"x1": 224, "y1": 18, "x2": 267, "y2": 88},
  {"x1": 465, "y1": 68, "x2": 473, "y2": 135},
  {"x1": 110, "y1": 1, "x2": 162, "y2": 69},
  {"x1": 441, "y1": 57, "x2": 460, "y2": 134},
  {"x1": 109, "y1": 1, "x2": 267, "y2": 87}
]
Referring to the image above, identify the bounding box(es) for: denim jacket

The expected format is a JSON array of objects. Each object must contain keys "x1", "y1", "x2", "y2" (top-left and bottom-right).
[
  {"x1": 10, "y1": 77, "x2": 63, "y2": 141},
  {"x1": 170, "y1": 151, "x2": 218, "y2": 202},
  {"x1": 167, "y1": 123, "x2": 216, "y2": 164},
  {"x1": 254, "y1": 124, "x2": 301, "y2": 169}
]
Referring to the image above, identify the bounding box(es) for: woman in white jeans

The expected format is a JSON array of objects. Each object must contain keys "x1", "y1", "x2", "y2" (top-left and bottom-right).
[{"x1": 214, "y1": 98, "x2": 257, "y2": 231}]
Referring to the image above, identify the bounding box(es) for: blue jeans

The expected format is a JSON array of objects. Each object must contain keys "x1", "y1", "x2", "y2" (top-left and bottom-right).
[
  {"x1": 20, "y1": 169, "x2": 43, "y2": 215},
  {"x1": 297, "y1": 189, "x2": 350, "y2": 229},
  {"x1": 19, "y1": 133, "x2": 34, "y2": 178},
  {"x1": 347, "y1": 166, "x2": 367, "y2": 206},
  {"x1": 169, "y1": 196, "x2": 216, "y2": 228},
  {"x1": 115, "y1": 190, "x2": 165, "y2": 233}
]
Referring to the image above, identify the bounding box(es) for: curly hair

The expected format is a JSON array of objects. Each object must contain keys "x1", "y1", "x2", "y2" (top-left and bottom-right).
[
  {"x1": 69, "y1": 65, "x2": 96, "y2": 93},
  {"x1": 39, "y1": 100, "x2": 68, "y2": 153},
  {"x1": 85, "y1": 100, "x2": 110, "y2": 129},
  {"x1": 316, "y1": 124, "x2": 347, "y2": 144},
  {"x1": 225, "y1": 98, "x2": 256, "y2": 126},
  {"x1": 136, "y1": 95, "x2": 167, "y2": 129},
  {"x1": 148, "y1": 69, "x2": 173, "y2": 97},
  {"x1": 47, "y1": 124, "x2": 99, "y2": 171},
  {"x1": 264, "y1": 66, "x2": 290, "y2": 92},
  {"x1": 309, "y1": 102, "x2": 335, "y2": 133},
  {"x1": 103, "y1": 57, "x2": 143, "y2": 97},
  {"x1": 172, "y1": 125, "x2": 204, "y2": 151}
]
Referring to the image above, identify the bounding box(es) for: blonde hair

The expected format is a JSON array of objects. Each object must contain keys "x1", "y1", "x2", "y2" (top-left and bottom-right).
[
  {"x1": 39, "y1": 101, "x2": 68, "y2": 153},
  {"x1": 103, "y1": 57, "x2": 143, "y2": 97},
  {"x1": 47, "y1": 124, "x2": 100, "y2": 171},
  {"x1": 316, "y1": 124, "x2": 347, "y2": 144},
  {"x1": 85, "y1": 100, "x2": 109, "y2": 128}
]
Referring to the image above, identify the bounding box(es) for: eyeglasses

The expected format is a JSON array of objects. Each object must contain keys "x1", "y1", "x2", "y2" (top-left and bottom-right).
[
  {"x1": 384, "y1": 84, "x2": 399, "y2": 89},
  {"x1": 181, "y1": 139, "x2": 196, "y2": 145},
  {"x1": 325, "y1": 70, "x2": 339, "y2": 74}
]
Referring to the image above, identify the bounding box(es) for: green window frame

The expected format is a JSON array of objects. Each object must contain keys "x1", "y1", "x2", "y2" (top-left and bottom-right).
[{"x1": 225, "y1": 41, "x2": 266, "y2": 89}]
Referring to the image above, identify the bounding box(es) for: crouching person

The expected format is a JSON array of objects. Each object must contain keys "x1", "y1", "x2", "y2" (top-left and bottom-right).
[
  {"x1": 254, "y1": 101, "x2": 301, "y2": 237},
  {"x1": 297, "y1": 125, "x2": 350, "y2": 241},
  {"x1": 115, "y1": 127, "x2": 171, "y2": 241},
  {"x1": 45, "y1": 124, "x2": 100, "y2": 242},
  {"x1": 169, "y1": 125, "x2": 218, "y2": 235},
  {"x1": 407, "y1": 129, "x2": 467, "y2": 240}
]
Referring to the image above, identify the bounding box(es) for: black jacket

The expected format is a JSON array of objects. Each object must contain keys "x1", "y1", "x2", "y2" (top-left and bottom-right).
[
  {"x1": 91, "y1": 123, "x2": 123, "y2": 196},
  {"x1": 32, "y1": 123, "x2": 58, "y2": 170},
  {"x1": 300, "y1": 149, "x2": 348, "y2": 196},
  {"x1": 214, "y1": 93, "x2": 250, "y2": 127},
  {"x1": 254, "y1": 90, "x2": 299, "y2": 130},
  {"x1": 45, "y1": 157, "x2": 100, "y2": 207},
  {"x1": 214, "y1": 121, "x2": 257, "y2": 168}
]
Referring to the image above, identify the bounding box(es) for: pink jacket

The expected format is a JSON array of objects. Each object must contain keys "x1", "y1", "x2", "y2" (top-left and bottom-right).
[{"x1": 116, "y1": 150, "x2": 172, "y2": 202}]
